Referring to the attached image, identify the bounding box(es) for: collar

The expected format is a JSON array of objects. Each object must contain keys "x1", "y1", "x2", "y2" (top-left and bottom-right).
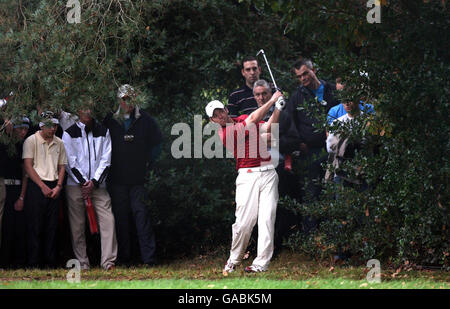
[{"x1": 76, "y1": 119, "x2": 96, "y2": 132}]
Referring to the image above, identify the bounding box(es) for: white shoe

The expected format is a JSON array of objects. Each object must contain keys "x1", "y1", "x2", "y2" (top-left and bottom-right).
[
  {"x1": 244, "y1": 264, "x2": 267, "y2": 273},
  {"x1": 223, "y1": 260, "x2": 237, "y2": 276}
]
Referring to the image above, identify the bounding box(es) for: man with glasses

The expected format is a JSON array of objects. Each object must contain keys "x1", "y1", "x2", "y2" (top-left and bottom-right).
[{"x1": 103, "y1": 84, "x2": 162, "y2": 267}]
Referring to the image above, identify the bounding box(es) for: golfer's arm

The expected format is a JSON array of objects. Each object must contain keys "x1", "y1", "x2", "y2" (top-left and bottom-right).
[
  {"x1": 57, "y1": 165, "x2": 65, "y2": 187},
  {"x1": 263, "y1": 108, "x2": 280, "y2": 133},
  {"x1": 246, "y1": 96, "x2": 277, "y2": 125}
]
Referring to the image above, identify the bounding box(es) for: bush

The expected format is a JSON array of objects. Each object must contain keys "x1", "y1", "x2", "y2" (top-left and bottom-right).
[{"x1": 259, "y1": 0, "x2": 450, "y2": 268}]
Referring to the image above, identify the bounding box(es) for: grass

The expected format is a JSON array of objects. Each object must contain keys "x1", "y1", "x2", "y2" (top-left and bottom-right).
[{"x1": 0, "y1": 251, "x2": 449, "y2": 289}]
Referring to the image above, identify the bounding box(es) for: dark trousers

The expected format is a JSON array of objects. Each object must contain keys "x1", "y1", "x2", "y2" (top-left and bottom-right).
[
  {"x1": 25, "y1": 180, "x2": 60, "y2": 268},
  {"x1": 108, "y1": 184, "x2": 156, "y2": 265},
  {"x1": 299, "y1": 147, "x2": 327, "y2": 202},
  {"x1": 0, "y1": 185, "x2": 26, "y2": 268},
  {"x1": 295, "y1": 147, "x2": 328, "y2": 233}
]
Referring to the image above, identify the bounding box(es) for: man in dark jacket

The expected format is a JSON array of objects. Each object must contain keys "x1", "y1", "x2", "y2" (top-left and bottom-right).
[
  {"x1": 0, "y1": 117, "x2": 30, "y2": 268},
  {"x1": 104, "y1": 84, "x2": 162, "y2": 266},
  {"x1": 280, "y1": 59, "x2": 340, "y2": 231}
]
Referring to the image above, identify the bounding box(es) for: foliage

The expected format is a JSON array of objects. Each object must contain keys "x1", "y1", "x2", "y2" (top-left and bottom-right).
[{"x1": 250, "y1": 0, "x2": 449, "y2": 268}]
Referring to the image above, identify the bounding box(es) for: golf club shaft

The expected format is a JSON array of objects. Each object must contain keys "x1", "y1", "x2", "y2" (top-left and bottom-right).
[{"x1": 258, "y1": 50, "x2": 278, "y2": 89}]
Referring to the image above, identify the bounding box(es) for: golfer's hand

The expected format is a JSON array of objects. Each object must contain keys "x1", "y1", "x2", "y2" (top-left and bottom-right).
[{"x1": 270, "y1": 90, "x2": 283, "y2": 103}]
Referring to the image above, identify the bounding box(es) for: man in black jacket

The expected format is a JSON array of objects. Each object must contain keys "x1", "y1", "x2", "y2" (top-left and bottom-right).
[
  {"x1": 104, "y1": 84, "x2": 162, "y2": 266},
  {"x1": 280, "y1": 59, "x2": 340, "y2": 231}
]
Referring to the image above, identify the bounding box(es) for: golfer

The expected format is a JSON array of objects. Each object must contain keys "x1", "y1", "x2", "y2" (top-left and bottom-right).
[{"x1": 205, "y1": 89, "x2": 284, "y2": 274}]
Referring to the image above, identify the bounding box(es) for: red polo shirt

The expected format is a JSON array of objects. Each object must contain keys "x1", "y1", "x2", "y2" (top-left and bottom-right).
[{"x1": 219, "y1": 115, "x2": 271, "y2": 170}]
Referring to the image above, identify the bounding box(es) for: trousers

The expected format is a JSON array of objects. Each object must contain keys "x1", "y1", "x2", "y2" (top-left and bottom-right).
[
  {"x1": 66, "y1": 186, "x2": 117, "y2": 269},
  {"x1": 228, "y1": 167, "x2": 279, "y2": 269},
  {"x1": 108, "y1": 184, "x2": 156, "y2": 264},
  {"x1": 25, "y1": 180, "x2": 60, "y2": 267}
]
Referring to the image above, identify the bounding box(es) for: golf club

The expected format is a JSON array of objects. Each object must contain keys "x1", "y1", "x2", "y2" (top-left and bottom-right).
[
  {"x1": 256, "y1": 49, "x2": 285, "y2": 109},
  {"x1": 256, "y1": 49, "x2": 278, "y2": 90}
]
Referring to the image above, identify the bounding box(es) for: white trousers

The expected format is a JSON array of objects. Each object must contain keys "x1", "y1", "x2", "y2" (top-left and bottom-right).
[{"x1": 228, "y1": 168, "x2": 279, "y2": 269}]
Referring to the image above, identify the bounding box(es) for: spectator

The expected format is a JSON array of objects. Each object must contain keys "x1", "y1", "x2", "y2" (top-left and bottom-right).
[
  {"x1": 206, "y1": 88, "x2": 285, "y2": 274},
  {"x1": 326, "y1": 99, "x2": 370, "y2": 191},
  {"x1": 63, "y1": 105, "x2": 117, "y2": 271},
  {"x1": 327, "y1": 101, "x2": 374, "y2": 125},
  {"x1": 0, "y1": 93, "x2": 14, "y2": 243},
  {"x1": 0, "y1": 117, "x2": 30, "y2": 268},
  {"x1": 326, "y1": 98, "x2": 371, "y2": 264},
  {"x1": 103, "y1": 84, "x2": 162, "y2": 266},
  {"x1": 280, "y1": 58, "x2": 340, "y2": 232},
  {"x1": 22, "y1": 113, "x2": 67, "y2": 268},
  {"x1": 228, "y1": 56, "x2": 263, "y2": 118}
]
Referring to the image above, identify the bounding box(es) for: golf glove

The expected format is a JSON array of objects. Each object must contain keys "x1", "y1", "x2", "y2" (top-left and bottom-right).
[{"x1": 275, "y1": 96, "x2": 286, "y2": 111}]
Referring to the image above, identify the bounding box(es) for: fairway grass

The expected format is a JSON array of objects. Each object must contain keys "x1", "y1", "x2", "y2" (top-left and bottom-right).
[
  {"x1": 0, "y1": 251, "x2": 448, "y2": 289},
  {"x1": 1, "y1": 278, "x2": 449, "y2": 289}
]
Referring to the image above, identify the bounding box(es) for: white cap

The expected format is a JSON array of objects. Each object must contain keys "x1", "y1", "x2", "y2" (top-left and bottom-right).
[
  {"x1": 39, "y1": 118, "x2": 59, "y2": 128},
  {"x1": 117, "y1": 84, "x2": 136, "y2": 99},
  {"x1": 205, "y1": 100, "x2": 225, "y2": 118}
]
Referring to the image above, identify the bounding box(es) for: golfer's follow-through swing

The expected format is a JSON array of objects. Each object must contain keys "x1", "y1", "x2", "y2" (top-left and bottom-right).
[{"x1": 206, "y1": 50, "x2": 286, "y2": 274}]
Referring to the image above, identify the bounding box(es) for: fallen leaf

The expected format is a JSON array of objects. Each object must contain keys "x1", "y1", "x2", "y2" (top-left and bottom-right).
[{"x1": 360, "y1": 283, "x2": 368, "y2": 287}]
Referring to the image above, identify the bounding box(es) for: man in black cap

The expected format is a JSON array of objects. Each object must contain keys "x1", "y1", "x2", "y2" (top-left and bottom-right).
[{"x1": 0, "y1": 117, "x2": 30, "y2": 268}]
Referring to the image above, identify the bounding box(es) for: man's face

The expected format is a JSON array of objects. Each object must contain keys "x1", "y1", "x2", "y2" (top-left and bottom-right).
[
  {"x1": 295, "y1": 65, "x2": 316, "y2": 88},
  {"x1": 78, "y1": 109, "x2": 93, "y2": 125},
  {"x1": 343, "y1": 101, "x2": 356, "y2": 113},
  {"x1": 14, "y1": 127, "x2": 28, "y2": 140},
  {"x1": 253, "y1": 86, "x2": 271, "y2": 107},
  {"x1": 210, "y1": 108, "x2": 231, "y2": 127},
  {"x1": 119, "y1": 96, "x2": 135, "y2": 114},
  {"x1": 41, "y1": 124, "x2": 57, "y2": 139},
  {"x1": 241, "y1": 60, "x2": 261, "y2": 87}
]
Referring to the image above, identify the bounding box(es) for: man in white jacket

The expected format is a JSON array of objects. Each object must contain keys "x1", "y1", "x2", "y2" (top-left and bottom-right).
[{"x1": 62, "y1": 107, "x2": 117, "y2": 270}]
